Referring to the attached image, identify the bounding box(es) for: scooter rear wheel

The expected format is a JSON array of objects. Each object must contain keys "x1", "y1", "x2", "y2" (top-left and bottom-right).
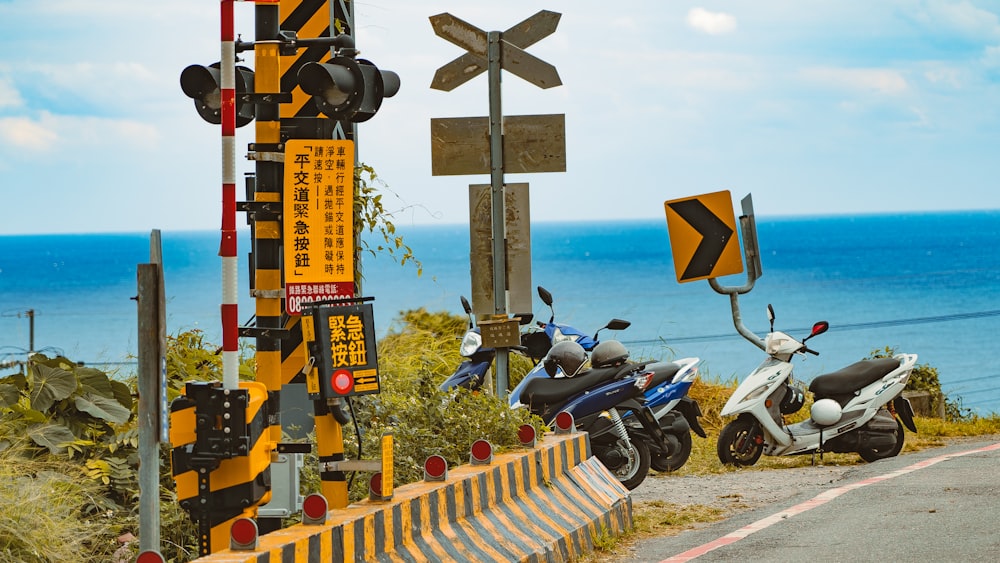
[
  {"x1": 858, "y1": 419, "x2": 904, "y2": 462},
  {"x1": 717, "y1": 418, "x2": 764, "y2": 466},
  {"x1": 651, "y1": 429, "x2": 692, "y2": 472}
]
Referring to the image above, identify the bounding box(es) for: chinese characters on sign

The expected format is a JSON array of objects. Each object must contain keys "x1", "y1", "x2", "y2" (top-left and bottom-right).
[
  {"x1": 283, "y1": 139, "x2": 356, "y2": 314},
  {"x1": 302, "y1": 302, "x2": 380, "y2": 398}
]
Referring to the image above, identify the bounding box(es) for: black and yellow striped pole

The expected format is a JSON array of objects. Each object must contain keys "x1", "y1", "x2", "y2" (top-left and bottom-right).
[{"x1": 278, "y1": 0, "x2": 352, "y2": 509}]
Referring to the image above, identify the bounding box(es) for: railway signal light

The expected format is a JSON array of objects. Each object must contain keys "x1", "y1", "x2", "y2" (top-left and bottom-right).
[
  {"x1": 297, "y1": 57, "x2": 400, "y2": 122},
  {"x1": 180, "y1": 62, "x2": 255, "y2": 126}
]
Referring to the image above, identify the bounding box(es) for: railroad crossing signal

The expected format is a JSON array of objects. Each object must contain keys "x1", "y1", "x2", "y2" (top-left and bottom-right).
[
  {"x1": 298, "y1": 56, "x2": 400, "y2": 123},
  {"x1": 179, "y1": 62, "x2": 255, "y2": 127},
  {"x1": 429, "y1": 10, "x2": 562, "y2": 91},
  {"x1": 429, "y1": 10, "x2": 566, "y2": 401},
  {"x1": 664, "y1": 190, "x2": 744, "y2": 283}
]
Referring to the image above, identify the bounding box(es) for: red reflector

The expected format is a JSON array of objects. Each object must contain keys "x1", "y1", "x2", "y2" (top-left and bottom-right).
[
  {"x1": 331, "y1": 369, "x2": 354, "y2": 395},
  {"x1": 470, "y1": 439, "x2": 493, "y2": 463},
  {"x1": 230, "y1": 518, "x2": 257, "y2": 546},
  {"x1": 302, "y1": 493, "x2": 328, "y2": 521},
  {"x1": 424, "y1": 454, "x2": 448, "y2": 479},
  {"x1": 555, "y1": 411, "x2": 574, "y2": 433},
  {"x1": 370, "y1": 472, "x2": 383, "y2": 496},
  {"x1": 764, "y1": 398, "x2": 773, "y2": 408},
  {"x1": 136, "y1": 552, "x2": 165, "y2": 563},
  {"x1": 517, "y1": 424, "x2": 536, "y2": 446}
]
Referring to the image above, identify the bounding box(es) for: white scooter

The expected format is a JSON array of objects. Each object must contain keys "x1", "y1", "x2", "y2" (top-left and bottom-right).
[{"x1": 717, "y1": 304, "x2": 918, "y2": 466}]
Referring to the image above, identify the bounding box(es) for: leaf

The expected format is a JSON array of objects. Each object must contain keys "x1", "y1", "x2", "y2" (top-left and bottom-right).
[
  {"x1": 0, "y1": 383, "x2": 21, "y2": 408},
  {"x1": 0, "y1": 371, "x2": 27, "y2": 390},
  {"x1": 75, "y1": 393, "x2": 132, "y2": 424},
  {"x1": 27, "y1": 422, "x2": 77, "y2": 454},
  {"x1": 110, "y1": 380, "x2": 133, "y2": 410},
  {"x1": 77, "y1": 367, "x2": 114, "y2": 397},
  {"x1": 28, "y1": 362, "x2": 77, "y2": 412}
]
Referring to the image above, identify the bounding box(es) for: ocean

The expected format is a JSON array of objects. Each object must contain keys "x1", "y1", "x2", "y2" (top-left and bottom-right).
[{"x1": 2, "y1": 211, "x2": 999, "y2": 413}]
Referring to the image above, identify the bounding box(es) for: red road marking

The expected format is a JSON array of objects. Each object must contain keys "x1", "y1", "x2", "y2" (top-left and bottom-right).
[{"x1": 659, "y1": 441, "x2": 1000, "y2": 562}]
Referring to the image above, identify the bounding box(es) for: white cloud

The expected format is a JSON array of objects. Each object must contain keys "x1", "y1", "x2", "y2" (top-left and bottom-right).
[
  {"x1": 912, "y1": 0, "x2": 1000, "y2": 40},
  {"x1": 686, "y1": 8, "x2": 737, "y2": 35},
  {"x1": 984, "y1": 44, "x2": 1000, "y2": 68},
  {"x1": 0, "y1": 76, "x2": 21, "y2": 108},
  {"x1": 0, "y1": 111, "x2": 159, "y2": 152},
  {"x1": 0, "y1": 115, "x2": 58, "y2": 150},
  {"x1": 800, "y1": 67, "x2": 909, "y2": 96}
]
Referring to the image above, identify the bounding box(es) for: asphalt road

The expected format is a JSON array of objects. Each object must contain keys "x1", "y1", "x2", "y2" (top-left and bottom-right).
[{"x1": 622, "y1": 438, "x2": 1000, "y2": 562}]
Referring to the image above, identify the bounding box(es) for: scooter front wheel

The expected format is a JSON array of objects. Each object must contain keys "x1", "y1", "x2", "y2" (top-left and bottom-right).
[{"x1": 717, "y1": 418, "x2": 764, "y2": 466}]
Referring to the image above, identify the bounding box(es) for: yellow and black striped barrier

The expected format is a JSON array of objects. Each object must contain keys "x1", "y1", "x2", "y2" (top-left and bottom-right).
[{"x1": 190, "y1": 431, "x2": 632, "y2": 562}]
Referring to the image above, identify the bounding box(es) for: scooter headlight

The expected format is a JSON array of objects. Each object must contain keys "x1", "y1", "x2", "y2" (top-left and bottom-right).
[
  {"x1": 459, "y1": 330, "x2": 483, "y2": 357},
  {"x1": 739, "y1": 384, "x2": 772, "y2": 404},
  {"x1": 551, "y1": 327, "x2": 579, "y2": 344},
  {"x1": 765, "y1": 336, "x2": 789, "y2": 355}
]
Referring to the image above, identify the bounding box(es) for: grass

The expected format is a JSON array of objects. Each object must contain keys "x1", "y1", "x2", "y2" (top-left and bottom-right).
[{"x1": 0, "y1": 440, "x2": 120, "y2": 563}]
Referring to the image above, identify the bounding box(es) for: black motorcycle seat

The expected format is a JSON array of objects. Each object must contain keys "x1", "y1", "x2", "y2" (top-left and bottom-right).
[
  {"x1": 520, "y1": 364, "x2": 633, "y2": 406},
  {"x1": 646, "y1": 361, "x2": 681, "y2": 387},
  {"x1": 808, "y1": 358, "x2": 901, "y2": 398}
]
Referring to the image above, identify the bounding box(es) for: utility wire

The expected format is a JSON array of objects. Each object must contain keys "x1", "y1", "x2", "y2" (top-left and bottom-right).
[
  {"x1": 622, "y1": 309, "x2": 1000, "y2": 347},
  {"x1": 943, "y1": 374, "x2": 1000, "y2": 387}
]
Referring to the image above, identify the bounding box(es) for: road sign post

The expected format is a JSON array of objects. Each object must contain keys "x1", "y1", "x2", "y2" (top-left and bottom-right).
[
  {"x1": 429, "y1": 11, "x2": 565, "y2": 399},
  {"x1": 664, "y1": 190, "x2": 744, "y2": 283},
  {"x1": 664, "y1": 191, "x2": 767, "y2": 351}
]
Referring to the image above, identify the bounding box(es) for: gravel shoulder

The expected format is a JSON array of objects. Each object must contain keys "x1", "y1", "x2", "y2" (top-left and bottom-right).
[{"x1": 629, "y1": 463, "x2": 854, "y2": 513}]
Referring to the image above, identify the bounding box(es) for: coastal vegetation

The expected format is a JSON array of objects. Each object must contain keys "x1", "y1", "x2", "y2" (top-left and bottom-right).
[{"x1": 0, "y1": 309, "x2": 997, "y2": 562}]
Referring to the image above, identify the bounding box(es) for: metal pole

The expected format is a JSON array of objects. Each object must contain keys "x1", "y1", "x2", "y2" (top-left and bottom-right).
[
  {"x1": 487, "y1": 30, "x2": 509, "y2": 399},
  {"x1": 27, "y1": 309, "x2": 34, "y2": 354},
  {"x1": 220, "y1": 0, "x2": 240, "y2": 390},
  {"x1": 137, "y1": 263, "x2": 161, "y2": 553}
]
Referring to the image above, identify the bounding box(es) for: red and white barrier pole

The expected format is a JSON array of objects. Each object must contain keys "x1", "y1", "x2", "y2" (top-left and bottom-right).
[{"x1": 220, "y1": 0, "x2": 239, "y2": 389}]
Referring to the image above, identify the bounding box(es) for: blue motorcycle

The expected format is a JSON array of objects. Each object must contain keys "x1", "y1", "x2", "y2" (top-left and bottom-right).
[
  {"x1": 439, "y1": 295, "x2": 533, "y2": 392},
  {"x1": 510, "y1": 288, "x2": 705, "y2": 473},
  {"x1": 510, "y1": 285, "x2": 630, "y2": 403},
  {"x1": 515, "y1": 340, "x2": 674, "y2": 490},
  {"x1": 589, "y1": 340, "x2": 705, "y2": 473},
  {"x1": 519, "y1": 286, "x2": 631, "y2": 362}
]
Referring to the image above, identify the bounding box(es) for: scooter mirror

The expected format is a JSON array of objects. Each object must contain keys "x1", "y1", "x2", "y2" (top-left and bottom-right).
[
  {"x1": 593, "y1": 319, "x2": 631, "y2": 340},
  {"x1": 537, "y1": 286, "x2": 553, "y2": 307},
  {"x1": 514, "y1": 313, "x2": 534, "y2": 325},
  {"x1": 767, "y1": 304, "x2": 775, "y2": 331},
  {"x1": 807, "y1": 321, "x2": 829, "y2": 339},
  {"x1": 606, "y1": 319, "x2": 631, "y2": 331},
  {"x1": 537, "y1": 286, "x2": 555, "y2": 322},
  {"x1": 460, "y1": 296, "x2": 472, "y2": 316}
]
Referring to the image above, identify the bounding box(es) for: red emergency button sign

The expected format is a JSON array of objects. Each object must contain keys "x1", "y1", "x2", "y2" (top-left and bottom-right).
[{"x1": 331, "y1": 369, "x2": 354, "y2": 395}]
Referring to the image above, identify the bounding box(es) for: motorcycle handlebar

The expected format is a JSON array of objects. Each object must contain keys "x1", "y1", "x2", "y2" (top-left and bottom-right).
[{"x1": 804, "y1": 347, "x2": 819, "y2": 356}]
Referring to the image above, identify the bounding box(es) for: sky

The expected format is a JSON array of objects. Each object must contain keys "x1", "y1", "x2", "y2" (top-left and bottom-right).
[{"x1": 1, "y1": 0, "x2": 999, "y2": 235}]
